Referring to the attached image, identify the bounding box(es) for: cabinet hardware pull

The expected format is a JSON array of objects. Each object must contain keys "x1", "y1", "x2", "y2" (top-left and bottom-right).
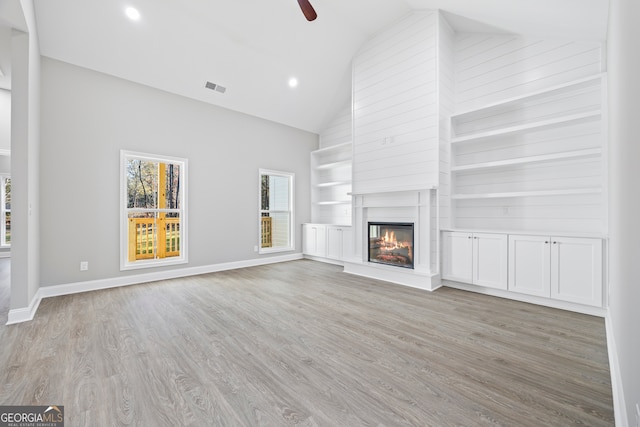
[{"x1": 545, "y1": 241, "x2": 549, "y2": 244}]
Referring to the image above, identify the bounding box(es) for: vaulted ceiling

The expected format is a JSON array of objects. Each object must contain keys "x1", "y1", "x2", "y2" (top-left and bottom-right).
[{"x1": 1, "y1": 0, "x2": 609, "y2": 133}]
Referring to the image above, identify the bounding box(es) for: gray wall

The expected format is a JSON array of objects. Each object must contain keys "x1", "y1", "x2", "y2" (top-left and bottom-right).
[
  {"x1": 608, "y1": 0, "x2": 640, "y2": 423},
  {"x1": 39, "y1": 58, "x2": 317, "y2": 287},
  {"x1": 0, "y1": 89, "x2": 9, "y2": 151},
  {"x1": 10, "y1": 8, "x2": 41, "y2": 311}
]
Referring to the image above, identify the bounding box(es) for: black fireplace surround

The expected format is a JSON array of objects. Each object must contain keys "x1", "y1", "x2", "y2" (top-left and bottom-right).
[{"x1": 368, "y1": 222, "x2": 414, "y2": 269}]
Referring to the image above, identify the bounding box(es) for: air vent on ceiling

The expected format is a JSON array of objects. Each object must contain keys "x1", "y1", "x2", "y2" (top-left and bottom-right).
[{"x1": 205, "y1": 81, "x2": 226, "y2": 93}]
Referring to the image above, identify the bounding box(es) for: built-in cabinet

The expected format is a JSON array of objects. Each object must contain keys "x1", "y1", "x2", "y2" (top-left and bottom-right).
[
  {"x1": 442, "y1": 232, "x2": 507, "y2": 290},
  {"x1": 302, "y1": 224, "x2": 327, "y2": 258},
  {"x1": 442, "y1": 231, "x2": 604, "y2": 309},
  {"x1": 302, "y1": 224, "x2": 352, "y2": 263},
  {"x1": 508, "y1": 235, "x2": 603, "y2": 307},
  {"x1": 441, "y1": 73, "x2": 607, "y2": 314},
  {"x1": 306, "y1": 142, "x2": 353, "y2": 264}
]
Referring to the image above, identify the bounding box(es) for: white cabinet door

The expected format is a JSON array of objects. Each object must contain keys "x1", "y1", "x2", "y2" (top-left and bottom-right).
[
  {"x1": 442, "y1": 232, "x2": 473, "y2": 283},
  {"x1": 473, "y1": 233, "x2": 508, "y2": 290},
  {"x1": 326, "y1": 226, "x2": 344, "y2": 260},
  {"x1": 551, "y1": 237, "x2": 603, "y2": 307},
  {"x1": 508, "y1": 235, "x2": 551, "y2": 297},
  {"x1": 302, "y1": 224, "x2": 326, "y2": 257}
]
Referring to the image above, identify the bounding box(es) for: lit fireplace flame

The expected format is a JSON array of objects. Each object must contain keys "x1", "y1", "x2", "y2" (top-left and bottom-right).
[{"x1": 383, "y1": 230, "x2": 399, "y2": 249}]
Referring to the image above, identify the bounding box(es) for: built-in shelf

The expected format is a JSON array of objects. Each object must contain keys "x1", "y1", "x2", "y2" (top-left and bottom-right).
[
  {"x1": 313, "y1": 142, "x2": 352, "y2": 154},
  {"x1": 451, "y1": 148, "x2": 602, "y2": 172},
  {"x1": 448, "y1": 73, "x2": 607, "y2": 236},
  {"x1": 316, "y1": 181, "x2": 351, "y2": 188},
  {"x1": 451, "y1": 110, "x2": 601, "y2": 144},
  {"x1": 311, "y1": 143, "x2": 353, "y2": 225},
  {"x1": 315, "y1": 200, "x2": 351, "y2": 206},
  {"x1": 452, "y1": 188, "x2": 602, "y2": 200},
  {"x1": 451, "y1": 74, "x2": 604, "y2": 119},
  {"x1": 315, "y1": 159, "x2": 351, "y2": 170}
]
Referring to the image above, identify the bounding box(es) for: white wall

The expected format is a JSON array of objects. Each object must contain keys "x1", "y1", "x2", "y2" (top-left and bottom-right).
[
  {"x1": 39, "y1": 58, "x2": 317, "y2": 287},
  {"x1": 607, "y1": 0, "x2": 640, "y2": 423},
  {"x1": 0, "y1": 89, "x2": 10, "y2": 151},
  {"x1": 454, "y1": 34, "x2": 603, "y2": 110},
  {"x1": 318, "y1": 104, "x2": 351, "y2": 150},
  {"x1": 352, "y1": 11, "x2": 440, "y2": 194}
]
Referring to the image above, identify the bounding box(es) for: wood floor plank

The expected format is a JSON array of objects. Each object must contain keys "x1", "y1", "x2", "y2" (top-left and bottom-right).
[{"x1": 0, "y1": 259, "x2": 614, "y2": 426}]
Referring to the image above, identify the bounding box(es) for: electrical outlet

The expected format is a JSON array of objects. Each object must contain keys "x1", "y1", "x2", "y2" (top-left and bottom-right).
[
  {"x1": 80, "y1": 261, "x2": 89, "y2": 271},
  {"x1": 253, "y1": 245, "x2": 258, "y2": 252}
]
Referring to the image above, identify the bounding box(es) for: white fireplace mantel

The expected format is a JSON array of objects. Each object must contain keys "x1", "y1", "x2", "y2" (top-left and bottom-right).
[{"x1": 343, "y1": 188, "x2": 441, "y2": 291}]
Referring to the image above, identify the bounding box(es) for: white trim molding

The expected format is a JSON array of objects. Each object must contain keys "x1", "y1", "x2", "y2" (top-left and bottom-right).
[
  {"x1": 6, "y1": 292, "x2": 42, "y2": 325},
  {"x1": 6, "y1": 253, "x2": 303, "y2": 325},
  {"x1": 606, "y1": 312, "x2": 629, "y2": 427}
]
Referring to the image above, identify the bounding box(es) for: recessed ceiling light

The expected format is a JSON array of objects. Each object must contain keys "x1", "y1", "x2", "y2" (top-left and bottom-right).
[
  {"x1": 125, "y1": 7, "x2": 141, "y2": 21},
  {"x1": 288, "y1": 77, "x2": 299, "y2": 88}
]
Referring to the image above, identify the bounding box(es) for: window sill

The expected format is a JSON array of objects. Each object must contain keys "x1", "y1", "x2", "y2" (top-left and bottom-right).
[
  {"x1": 120, "y1": 257, "x2": 188, "y2": 271},
  {"x1": 259, "y1": 247, "x2": 294, "y2": 255}
]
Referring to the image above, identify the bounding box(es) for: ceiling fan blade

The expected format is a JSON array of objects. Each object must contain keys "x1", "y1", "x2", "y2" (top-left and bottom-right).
[{"x1": 297, "y1": 0, "x2": 317, "y2": 21}]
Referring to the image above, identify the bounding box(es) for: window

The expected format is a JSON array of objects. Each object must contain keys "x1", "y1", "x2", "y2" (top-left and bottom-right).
[
  {"x1": 121, "y1": 151, "x2": 187, "y2": 269},
  {"x1": 1, "y1": 176, "x2": 10, "y2": 247},
  {"x1": 259, "y1": 169, "x2": 294, "y2": 253}
]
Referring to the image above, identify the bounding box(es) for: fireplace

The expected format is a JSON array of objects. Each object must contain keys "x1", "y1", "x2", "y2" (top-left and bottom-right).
[{"x1": 368, "y1": 222, "x2": 414, "y2": 269}]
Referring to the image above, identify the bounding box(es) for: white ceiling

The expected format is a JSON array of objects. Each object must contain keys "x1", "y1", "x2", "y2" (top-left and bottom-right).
[{"x1": 1, "y1": 0, "x2": 609, "y2": 133}]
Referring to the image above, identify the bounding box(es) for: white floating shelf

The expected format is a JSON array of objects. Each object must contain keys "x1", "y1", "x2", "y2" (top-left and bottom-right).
[
  {"x1": 452, "y1": 188, "x2": 602, "y2": 200},
  {"x1": 451, "y1": 148, "x2": 602, "y2": 172},
  {"x1": 451, "y1": 110, "x2": 601, "y2": 145}
]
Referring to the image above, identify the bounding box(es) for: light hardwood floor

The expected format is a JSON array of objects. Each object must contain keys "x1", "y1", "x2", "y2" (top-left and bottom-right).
[{"x1": 0, "y1": 259, "x2": 613, "y2": 426}]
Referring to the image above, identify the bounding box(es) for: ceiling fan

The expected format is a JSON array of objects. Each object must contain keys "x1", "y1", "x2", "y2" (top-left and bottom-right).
[{"x1": 297, "y1": 0, "x2": 317, "y2": 21}]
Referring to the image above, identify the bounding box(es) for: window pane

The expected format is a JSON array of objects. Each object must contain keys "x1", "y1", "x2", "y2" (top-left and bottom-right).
[
  {"x1": 268, "y1": 175, "x2": 290, "y2": 211},
  {"x1": 259, "y1": 170, "x2": 293, "y2": 253},
  {"x1": 128, "y1": 212, "x2": 156, "y2": 260},
  {"x1": 163, "y1": 163, "x2": 181, "y2": 210},
  {"x1": 4, "y1": 178, "x2": 9, "y2": 210},
  {"x1": 163, "y1": 212, "x2": 181, "y2": 257},
  {"x1": 127, "y1": 159, "x2": 158, "y2": 209},
  {"x1": 270, "y1": 212, "x2": 290, "y2": 248},
  {"x1": 4, "y1": 212, "x2": 9, "y2": 245},
  {"x1": 127, "y1": 212, "x2": 181, "y2": 261}
]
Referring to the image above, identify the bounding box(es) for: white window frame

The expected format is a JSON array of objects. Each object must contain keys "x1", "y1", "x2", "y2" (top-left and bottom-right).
[
  {"x1": 258, "y1": 169, "x2": 294, "y2": 254},
  {"x1": 120, "y1": 150, "x2": 188, "y2": 270},
  {"x1": 0, "y1": 175, "x2": 9, "y2": 247}
]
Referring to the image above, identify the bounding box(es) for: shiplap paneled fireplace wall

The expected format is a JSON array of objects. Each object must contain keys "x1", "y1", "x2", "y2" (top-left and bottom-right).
[{"x1": 343, "y1": 11, "x2": 453, "y2": 291}]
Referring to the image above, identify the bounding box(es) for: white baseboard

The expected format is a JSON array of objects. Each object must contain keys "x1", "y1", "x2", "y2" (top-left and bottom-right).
[
  {"x1": 302, "y1": 254, "x2": 344, "y2": 266},
  {"x1": 6, "y1": 291, "x2": 42, "y2": 325},
  {"x1": 7, "y1": 253, "x2": 303, "y2": 325},
  {"x1": 605, "y1": 312, "x2": 629, "y2": 427},
  {"x1": 343, "y1": 261, "x2": 441, "y2": 292},
  {"x1": 442, "y1": 280, "x2": 606, "y2": 317}
]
